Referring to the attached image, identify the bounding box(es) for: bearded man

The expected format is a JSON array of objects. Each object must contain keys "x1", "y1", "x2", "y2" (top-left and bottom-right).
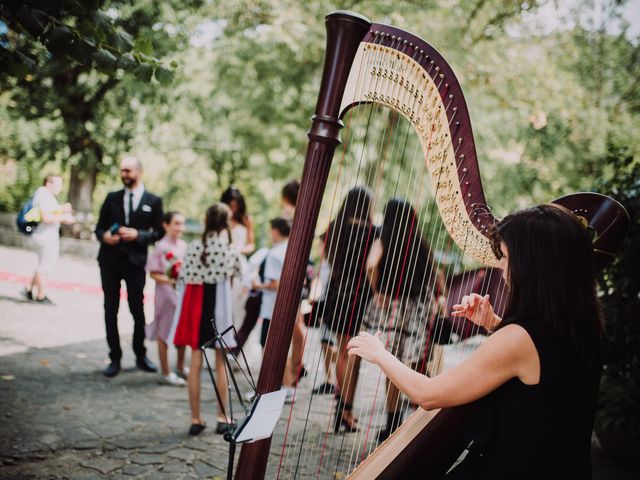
[{"x1": 95, "y1": 156, "x2": 164, "y2": 377}]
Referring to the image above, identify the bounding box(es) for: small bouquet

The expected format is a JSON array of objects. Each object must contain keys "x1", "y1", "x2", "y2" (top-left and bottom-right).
[{"x1": 165, "y1": 251, "x2": 182, "y2": 282}]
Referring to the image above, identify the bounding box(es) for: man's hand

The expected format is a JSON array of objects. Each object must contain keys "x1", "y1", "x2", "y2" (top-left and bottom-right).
[
  {"x1": 117, "y1": 227, "x2": 139, "y2": 242},
  {"x1": 102, "y1": 231, "x2": 121, "y2": 246}
]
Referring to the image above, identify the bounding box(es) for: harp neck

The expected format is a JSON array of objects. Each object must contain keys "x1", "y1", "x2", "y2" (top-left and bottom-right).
[
  {"x1": 308, "y1": 11, "x2": 372, "y2": 145},
  {"x1": 234, "y1": 11, "x2": 371, "y2": 480}
]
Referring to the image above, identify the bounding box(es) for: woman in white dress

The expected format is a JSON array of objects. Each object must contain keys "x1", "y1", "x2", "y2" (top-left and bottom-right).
[
  {"x1": 221, "y1": 186, "x2": 255, "y2": 256},
  {"x1": 221, "y1": 187, "x2": 255, "y2": 330}
]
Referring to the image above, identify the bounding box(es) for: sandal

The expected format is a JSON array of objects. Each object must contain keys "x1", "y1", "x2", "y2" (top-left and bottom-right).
[
  {"x1": 334, "y1": 398, "x2": 358, "y2": 433},
  {"x1": 188, "y1": 422, "x2": 206, "y2": 436}
]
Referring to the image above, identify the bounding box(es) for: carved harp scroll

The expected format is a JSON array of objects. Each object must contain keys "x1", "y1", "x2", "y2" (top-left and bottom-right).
[{"x1": 235, "y1": 10, "x2": 495, "y2": 479}]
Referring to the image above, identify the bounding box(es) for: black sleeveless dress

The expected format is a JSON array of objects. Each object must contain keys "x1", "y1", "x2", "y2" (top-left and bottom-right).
[
  {"x1": 445, "y1": 314, "x2": 603, "y2": 480},
  {"x1": 321, "y1": 222, "x2": 375, "y2": 336}
]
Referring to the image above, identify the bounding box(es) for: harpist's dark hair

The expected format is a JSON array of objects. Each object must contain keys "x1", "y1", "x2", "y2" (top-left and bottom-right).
[
  {"x1": 201, "y1": 203, "x2": 231, "y2": 266},
  {"x1": 377, "y1": 198, "x2": 435, "y2": 299},
  {"x1": 492, "y1": 204, "x2": 601, "y2": 355}
]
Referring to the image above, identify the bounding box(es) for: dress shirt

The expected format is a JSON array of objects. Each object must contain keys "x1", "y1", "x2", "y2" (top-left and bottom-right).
[{"x1": 124, "y1": 183, "x2": 145, "y2": 225}]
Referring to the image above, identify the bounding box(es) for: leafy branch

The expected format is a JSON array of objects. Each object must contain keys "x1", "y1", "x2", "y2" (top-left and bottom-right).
[{"x1": 0, "y1": 1, "x2": 175, "y2": 84}]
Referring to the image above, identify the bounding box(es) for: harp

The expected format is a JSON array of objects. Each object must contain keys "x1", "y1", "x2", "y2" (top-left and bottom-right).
[{"x1": 235, "y1": 11, "x2": 629, "y2": 480}]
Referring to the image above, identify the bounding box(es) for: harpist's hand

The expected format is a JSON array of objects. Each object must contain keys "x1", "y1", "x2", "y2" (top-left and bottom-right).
[
  {"x1": 347, "y1": 331, "x2": 385, "y2": 364},
  {"x1": 451, "y1": 293, "x2": 501, "y2": 332}
]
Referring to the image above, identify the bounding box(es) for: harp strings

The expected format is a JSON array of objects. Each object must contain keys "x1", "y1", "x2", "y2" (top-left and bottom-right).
[
  {"x1": 335, "y1": 35, "x2": 432, "y2": 469},
  {"x1": 277, "y1": 36, "x2": 386, "y2": 479},
  {"x1": 328, "y1": 42, "x2": 458, "y2": 476},
  {"x1": 318, "y1": 36, "x2": 405, "y2": 475},
  {"x1": 315, "y1": 34, "x2": 420, "y2": 475},
  {"x1": 274, "y1": 33, "x2": 510, "y2": 478},
  {"x1": 353, "y1": 118, "x2": 467, "y2": 468},
  {"x1": 337, "y1": 42, "x2": 451, "y2": 471}
]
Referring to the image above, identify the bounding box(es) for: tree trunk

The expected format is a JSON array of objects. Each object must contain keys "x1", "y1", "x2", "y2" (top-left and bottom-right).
[{"x1": 68, "y1": 163, "x2": 98, "y2": 214}]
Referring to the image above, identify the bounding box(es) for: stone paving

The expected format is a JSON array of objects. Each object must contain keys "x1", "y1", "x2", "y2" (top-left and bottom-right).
[
  {"x1": 0, "y1": 245, "x2": 240, "y2": 479},
  {"x1": 0, "y1": 245, "x2": 368, "y2": 480},
  {"x1": 0, "y1": 245, "x2": 637, "y2": 479}
]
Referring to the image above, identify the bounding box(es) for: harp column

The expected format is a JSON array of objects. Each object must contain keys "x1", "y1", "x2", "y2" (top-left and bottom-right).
[{"x1": 234, "y1": 11, "x2": 371, "y2": 480}]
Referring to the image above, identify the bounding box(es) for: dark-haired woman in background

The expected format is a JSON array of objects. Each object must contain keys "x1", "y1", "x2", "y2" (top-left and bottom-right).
[
  {"x1": 363, "y1": 198, "x2": 445, "y2": 441},
  {"x1": 220, "y1": 186, "x2": 255, "y2": 256},
  {"x1": 221, "y1": 186, "x2": 256, "y2": 361},
  {"x1": 348, "y1": 204, "x2": 603, "y2": 479},
  {"x1": 173, "y1": 203, "x2": 243, "y2": 436},
  {"x1": 321, "y1": 186, "x2": 376, "y2": 432},
  {"x1": 280, "y1": 179, "x2": 299, "y2": 222}
]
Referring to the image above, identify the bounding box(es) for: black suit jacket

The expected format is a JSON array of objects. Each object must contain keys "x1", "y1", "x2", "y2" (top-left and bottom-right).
[{"x1": 95, "y1": 189, "x2": 164, "y2": 268}]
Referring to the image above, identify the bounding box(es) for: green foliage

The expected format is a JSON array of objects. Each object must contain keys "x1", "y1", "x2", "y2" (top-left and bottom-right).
[
  {"x1": 0, "y1": 0, "x2": 200, "y2": 212},
  {"x1": 595, "y1": 145, "x2": 640, "y2": 462},
  {"x1": 0, "y1": 0, "x2": 175, "y2": 83}
]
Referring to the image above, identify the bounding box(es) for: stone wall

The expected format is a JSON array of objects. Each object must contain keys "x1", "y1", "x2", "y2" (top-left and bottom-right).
[{"x1": 0, "y1": 212, "x2": 99, "y2": 259}]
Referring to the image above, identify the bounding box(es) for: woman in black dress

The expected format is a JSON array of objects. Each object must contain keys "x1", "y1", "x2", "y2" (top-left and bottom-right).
[
  {"x1": 363, "y1": 198, "x2": 445, "y2": 441},
  {"x1": 348, "y1": 204, "x2": 604, "y2": 479},
  {"x1": 321, "y1": 186, "x2": 375, "y2": 432}
]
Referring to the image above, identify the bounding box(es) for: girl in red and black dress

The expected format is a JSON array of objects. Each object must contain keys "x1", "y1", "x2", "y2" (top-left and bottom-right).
[{"x1": 174, "y1": 203, "x2": 242, "y2": 436}]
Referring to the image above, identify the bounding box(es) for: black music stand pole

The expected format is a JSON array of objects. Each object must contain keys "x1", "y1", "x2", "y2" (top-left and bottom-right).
[{"x1": 202, "y1": 324, "x2": 286, "y2": 480}]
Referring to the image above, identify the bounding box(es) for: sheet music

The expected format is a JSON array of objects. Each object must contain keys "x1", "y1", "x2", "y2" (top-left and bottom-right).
[{"x1": 233, "y1": 390, "x2": 287, "y2": 443}]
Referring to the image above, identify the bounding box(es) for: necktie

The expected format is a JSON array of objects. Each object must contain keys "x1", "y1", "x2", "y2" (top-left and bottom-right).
[{"x1": 127, "y1": 192, "x2": 134, "y2": 226}]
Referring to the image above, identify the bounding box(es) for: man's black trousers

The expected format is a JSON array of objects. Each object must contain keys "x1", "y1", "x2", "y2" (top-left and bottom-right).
[{"x1": 99, "y1": 258, "x2": 147, "y2": 363}]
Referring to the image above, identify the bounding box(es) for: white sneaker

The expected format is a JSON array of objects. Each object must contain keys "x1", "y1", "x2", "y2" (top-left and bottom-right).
[
  {"x1": 174, "y1": 367, "x2": 189, "y2": 380},
  {"x1": 159, "y1": 372, "x2": 186, "y2": 386}
]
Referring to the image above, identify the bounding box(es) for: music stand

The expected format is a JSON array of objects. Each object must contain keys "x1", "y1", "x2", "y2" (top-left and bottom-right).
[{"x1": 201, "y1": 324, "x2": 287, "y2": 480}]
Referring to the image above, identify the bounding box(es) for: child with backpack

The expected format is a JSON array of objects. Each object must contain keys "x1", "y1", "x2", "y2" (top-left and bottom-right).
[{"x1": 21, "y1": 175, "x2": 75, "y2": 303}]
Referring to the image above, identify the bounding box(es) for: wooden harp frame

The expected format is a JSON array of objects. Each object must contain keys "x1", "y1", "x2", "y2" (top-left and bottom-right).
[
  {"x1": 235, "y1": 10, "x2": 494, "y2": 479},
  {"x1": 235, "y1": 10, "x2": 630, "y2": 480}
]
